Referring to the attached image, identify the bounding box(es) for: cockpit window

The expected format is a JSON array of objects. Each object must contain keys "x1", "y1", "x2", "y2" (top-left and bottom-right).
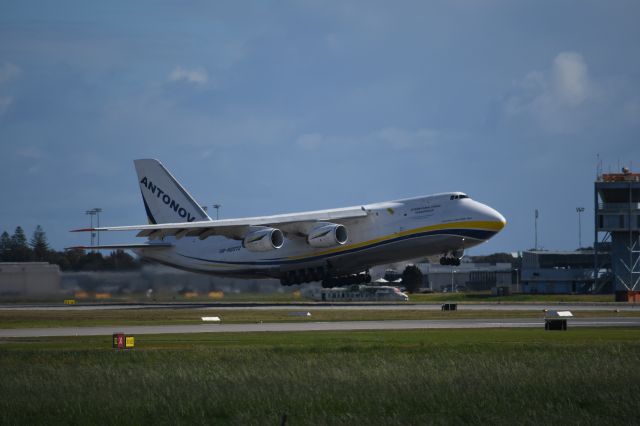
[{"x1": 450, "y1": 194, "x2": 469, "y2": 200}]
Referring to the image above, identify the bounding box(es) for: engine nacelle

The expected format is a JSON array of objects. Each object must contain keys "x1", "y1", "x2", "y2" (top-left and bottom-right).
[
  {"x1": 307, "y1": 223, "x2": 348, "y2": 248},
  {"x1": 243, "y1": 228, "x2": 284, "y2": 252}
]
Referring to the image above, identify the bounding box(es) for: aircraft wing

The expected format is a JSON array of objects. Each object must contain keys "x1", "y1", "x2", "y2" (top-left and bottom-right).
[
  {"x1": 72, "y1": 206, "x2": 369, "y2": 241},
  {"x1": 65, "y1": 243, "x2": 173, "y2": 250}
]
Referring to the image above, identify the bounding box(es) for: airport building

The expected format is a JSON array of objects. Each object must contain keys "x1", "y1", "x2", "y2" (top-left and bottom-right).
[
  {"x1": 0, "y1": 262, "x2": 61, "y2": 295},
  {"x1": 416, "y1": 262, "x2": 513, "y2": 292},
  {"x1": 519, "y1": 250, "x2": 598, "y2": 294},
  {"x1": 60, "y1": 266, "x2": 283, "y2": 296},
  {"x1": 595, "y1": 168, "x2": 640, "y2": 301}
]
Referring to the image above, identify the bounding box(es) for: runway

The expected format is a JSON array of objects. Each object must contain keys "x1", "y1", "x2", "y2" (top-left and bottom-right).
[
  {"x1": 1, "y1": 302, "x2": 638, "y2": 312},
  {"x1": 2, "y1": 317, "x2": 639, "y2": 338}
]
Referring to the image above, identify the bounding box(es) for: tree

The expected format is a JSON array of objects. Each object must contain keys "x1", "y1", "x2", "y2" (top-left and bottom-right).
[
  {"x1": 470, "y1": 252, "x2": 520, "y2": 268},
  {"x1": 77, "y1": 251, "x2": 105, "y2": 271},
  {"x1": 401, "y1": 265, "x2": 423, "y2": 294},
  {"x1": 30, "y1": 225, "x2": 50, "y2": 261},
  {"x1": 60, "y1": 248, "x2": 85, "y2": 271},
  {"x1": 10, "y1": 226, "x2": 31, "y2": 261},
  {"x1": 48, "y1": 250, "x2": 71, "y2": 271},
  {"x1": 0, "y1": 231, "x2": 10, "y2": 261},
  {"x1": 103, "y1": 250, "x2": 140, "y2": 271}
]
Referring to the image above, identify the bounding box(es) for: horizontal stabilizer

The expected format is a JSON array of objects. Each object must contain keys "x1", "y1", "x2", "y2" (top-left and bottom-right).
[{"x1": 65, "y1": 243, "x2": 172, "y2": 251}]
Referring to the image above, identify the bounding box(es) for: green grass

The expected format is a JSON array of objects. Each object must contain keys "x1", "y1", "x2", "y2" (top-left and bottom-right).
[
  {"x1": 1, "y1": 328, "x2": 639, "y2": 425},
  {"x1": 1, "y1": 308, "x2": 637, "y2": 329}
]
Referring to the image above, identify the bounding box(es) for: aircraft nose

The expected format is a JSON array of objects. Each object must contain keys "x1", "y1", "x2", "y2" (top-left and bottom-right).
[
  {"x1": 472, "y1": 202, "x2": 507, "y2": 231},
  {"x1": 492, "y1": 209, "x2": 507, "y2": 231}
]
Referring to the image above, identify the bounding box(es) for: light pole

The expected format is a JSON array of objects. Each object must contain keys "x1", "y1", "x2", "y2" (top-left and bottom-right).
[
  {"x1": 514, "y1": 267, "x2": 519, "y2": 293},
  {"x1": 576, "y1": 207, "x2": 585, "y2": 249},
  {"x1": 85, "y1": 210, "x2": 97, "y2": 249},
  {"x1": 451, "y1": 268, "x2": 456, "y2": 293},
  {"x1": 93, "y1": 208, "x2": 102, "y2": 246},
  {"x1": 534, "y1": 209, "x2": 539, "y2": 250},
  {"x1": 213, "y1": 204, "x2": 221, "y2": 220}
]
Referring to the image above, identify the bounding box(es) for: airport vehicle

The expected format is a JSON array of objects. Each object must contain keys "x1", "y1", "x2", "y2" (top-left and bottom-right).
[{"x1": 71, "y1": 159, "x2": 506, "y2": 287}]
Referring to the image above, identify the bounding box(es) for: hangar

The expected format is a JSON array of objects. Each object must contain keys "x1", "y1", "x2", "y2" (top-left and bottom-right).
[{"x1": 0, "y1": 262, "x2": 60, "y2": 295}]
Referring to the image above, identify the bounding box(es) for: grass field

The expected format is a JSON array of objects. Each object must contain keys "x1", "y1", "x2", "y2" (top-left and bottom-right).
[
  {"x1": 0, "y1": 308, "x2": 637, "y2": 329},
  {"x1": 1, "y1": 328, "x2": 640, "y2": 425}
]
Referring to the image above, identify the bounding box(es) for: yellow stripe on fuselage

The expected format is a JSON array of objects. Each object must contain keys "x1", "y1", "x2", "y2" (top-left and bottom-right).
[{"x1": 286, "y1": 220, "x2": 505, "y2": 260}]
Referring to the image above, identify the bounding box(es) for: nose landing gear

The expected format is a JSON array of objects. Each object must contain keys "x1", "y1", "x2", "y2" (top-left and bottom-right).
[
  {"x1": 439, "y1": 257, "x2": 461, "y2": 266},
  {"x1": 439, "y1": 249, "x2": 464, "y2": 266}
]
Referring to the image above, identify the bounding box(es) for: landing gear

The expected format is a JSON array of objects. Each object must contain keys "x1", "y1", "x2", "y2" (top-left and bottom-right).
[
  {"x1": 280, "y1": 267, "x2": 326, "y2": 286},
  {"x1": 321, "y1": 272, "x2": 371, "y2": 288},
  {"x1": 440, "y1": 249, "x2": 463, "y2": 266},
  {"x1": 439, "y1": 257, "x2": 461, "y2": 266},
  {"x1": 280, "y1": 266, "x2": 373, "y2": 288}
]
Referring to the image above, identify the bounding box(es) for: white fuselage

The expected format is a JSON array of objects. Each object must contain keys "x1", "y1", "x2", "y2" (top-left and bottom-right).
[{"x1": 134, "y1": 192, "x2": 506, "y2": 279}]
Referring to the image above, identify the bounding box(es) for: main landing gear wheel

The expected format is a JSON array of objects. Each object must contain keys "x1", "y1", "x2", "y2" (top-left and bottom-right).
[
  {"x1": 321, "y1": 273, "x2": 371, "y2": 288},
  {"x1": 280, "y1": 267, "x2": 327, "y2": 286}
]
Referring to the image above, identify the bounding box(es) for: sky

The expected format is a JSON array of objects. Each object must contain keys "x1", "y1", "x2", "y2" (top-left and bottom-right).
[{"x1": 0, "y1": 0, "x2": 639, "y2": 255}]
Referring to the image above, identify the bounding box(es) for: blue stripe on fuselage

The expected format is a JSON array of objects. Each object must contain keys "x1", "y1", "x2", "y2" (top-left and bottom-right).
[{"x1": 177, "y1": 228, "x2": 496, "y2": 266}]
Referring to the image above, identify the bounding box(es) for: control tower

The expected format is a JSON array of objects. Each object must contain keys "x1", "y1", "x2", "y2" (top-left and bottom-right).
[{"x1": 594, "y1": 168, "x2": 640, "y2": 301}]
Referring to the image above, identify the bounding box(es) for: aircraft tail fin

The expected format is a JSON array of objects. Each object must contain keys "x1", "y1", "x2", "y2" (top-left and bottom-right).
[{"x1": 134, "y1": 159, "x2": 211, "y2": 224}]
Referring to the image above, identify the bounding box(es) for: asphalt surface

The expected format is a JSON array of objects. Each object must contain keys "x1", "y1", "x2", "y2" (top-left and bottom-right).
[
  {"x1": 2, "y1": 317, "x2": 639, "y2": 338},
  {"x1": 1, "y1": 302, "x2": 638, "y2": 311}
]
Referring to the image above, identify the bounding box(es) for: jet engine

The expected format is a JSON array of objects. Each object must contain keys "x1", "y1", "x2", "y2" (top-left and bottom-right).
[
  {"x1": 243, "y1": 228, "x2": 284, "y2": 252},
  {"x1": 307, "y1": 223, "x2": 348, "y2": 248}
]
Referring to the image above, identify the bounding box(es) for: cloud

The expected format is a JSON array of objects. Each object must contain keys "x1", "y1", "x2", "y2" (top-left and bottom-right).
[
  {"x1": 623, "y1": 100, "x2": 640, "y2": 126},
  {"x1": 295, "y1": 133, "x2": 324, "y2": 150},
  {"x1": 373, "y1": 127, "x2": 439, "y2": 149},
  {"x1": 0, "y1": 63, "x2": 19, "y2": 115},
  {"x1": 295, "y1": 127, "x2": 440, "y2": 151},
  {"x1": 168, "y1": 66, "x2": 208, "y2": 85},
  {"x1": 552, "y1": 52, "x2": 590, "y2": 106},
  {"x1": 502, "y1": 52, "x2": 596, "y2": 134},
  {"x1": 0, "y1": 62, "x2": 20, "y2": 84},
  {"x1": 17, "y1": 146, "x2": 44, "y2": 159},
  {"x1": 0, "y1": 96, "x2": 12, "y2": 115}
]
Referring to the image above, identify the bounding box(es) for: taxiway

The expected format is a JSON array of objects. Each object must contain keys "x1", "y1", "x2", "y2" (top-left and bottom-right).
[{"x1": 1, "y1": 317, "x2": 639, "y2": 338}]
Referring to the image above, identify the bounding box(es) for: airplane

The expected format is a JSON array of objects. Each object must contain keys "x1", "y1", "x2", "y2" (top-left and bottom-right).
[{"x1": 70, "y1": 159, "x2": 506, "y2": 287}]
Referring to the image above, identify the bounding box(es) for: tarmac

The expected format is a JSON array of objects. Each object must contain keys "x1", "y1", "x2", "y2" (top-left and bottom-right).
[
  {"x1": 0, "y1": 302, "x2": 638, "y2": 311},
  {"x1": 2, "y1": 317, "x2": 639, "y2": 338}
]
